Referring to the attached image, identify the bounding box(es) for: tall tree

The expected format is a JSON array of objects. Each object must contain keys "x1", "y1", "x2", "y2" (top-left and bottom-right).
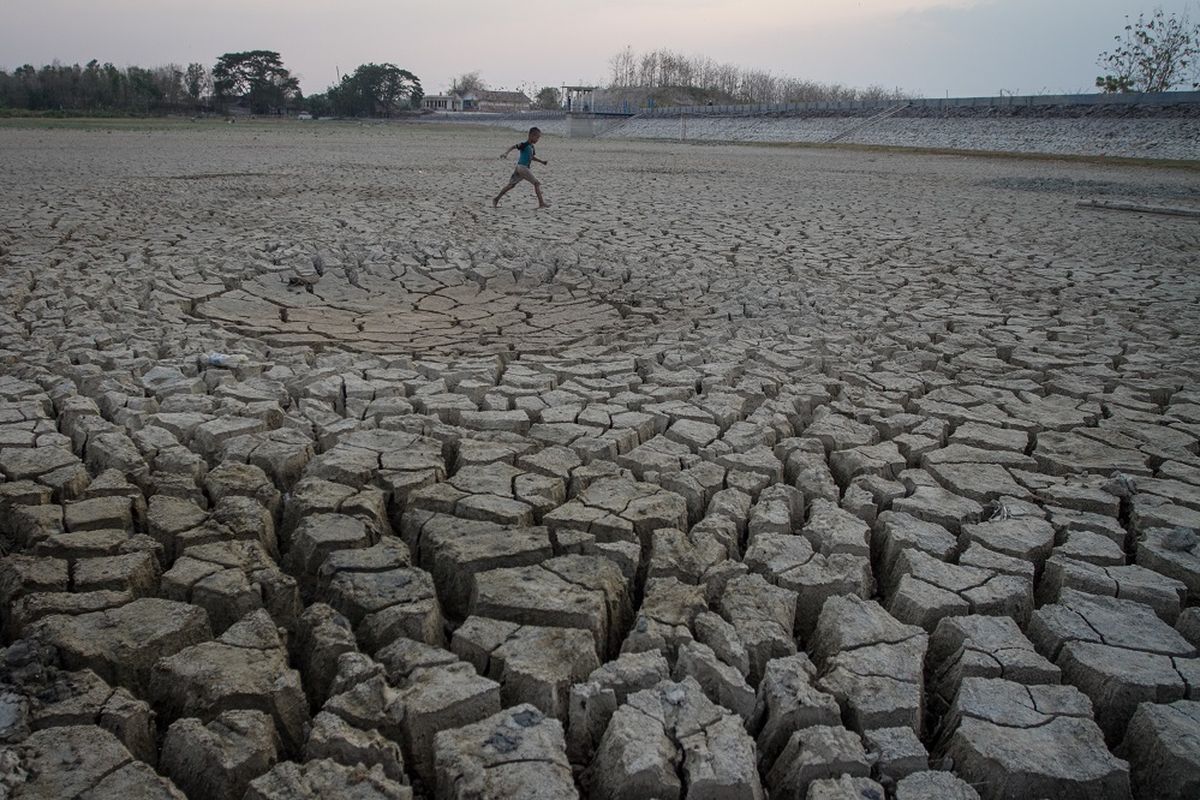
[
  {"x1": 184, "y1": 62, "x2": 211, "y2": 108},
  {"x1": 212, "y1": 50, "x2": 299, "y2": 113},
  {"x1": 1096, "y1": 8, "x2": 1200, "y2": 93},
  {"x1": 327, "y1": 63, "x2": 422, "y2": 117},
  {"x1": 609, "y1": 46, "x2": 636, "y2": 87},
  {"x1": 304, "y1": 92, "x2": 331, "y2": 118},
  {"x1": 535, "y1": 86, "x2": 562, "y2": 110}
]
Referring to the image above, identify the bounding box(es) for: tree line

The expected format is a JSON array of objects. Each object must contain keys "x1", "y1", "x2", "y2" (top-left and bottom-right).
[
  {"x1": 610, "y1": 9, "x2": 1200, "y2": 105},
  {"x1": 5, "y1": 11, "x2": 1194, "y2": 118},
  {"x1": 0, "y1": 60, "x2": 211, "y2": 114},
  {"x1": 0, "y1": 51, "x2": 424, "y2": 117},
  {"x1": 606, "y1": 46, "x2": 906, "y2": 104}
]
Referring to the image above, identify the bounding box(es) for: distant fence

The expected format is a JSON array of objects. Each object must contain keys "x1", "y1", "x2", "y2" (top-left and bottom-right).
[
  {"x1": 639, "y1": 90, "x2": 1200, "y2": 117},
  {"x1": 425, "y1": 111, "x2": 568, "y2": 122},
  {"x1": 423, "y1": 109, "x2": 633, "y2": 121}
]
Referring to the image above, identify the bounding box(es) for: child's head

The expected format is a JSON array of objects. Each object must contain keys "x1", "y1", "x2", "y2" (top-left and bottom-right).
[{"x1": 528, "y1": 126, "x2": 541, "y2": 143}]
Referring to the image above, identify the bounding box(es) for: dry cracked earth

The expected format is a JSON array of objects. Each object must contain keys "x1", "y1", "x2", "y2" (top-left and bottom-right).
[{"x1": 1, "y1": 120, "x2": 1199, "y2": 800}]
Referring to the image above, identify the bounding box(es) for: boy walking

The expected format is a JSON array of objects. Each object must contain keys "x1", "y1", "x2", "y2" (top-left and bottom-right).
[{"x1": 494, "y1": 127, "x2": 549, "y2": 208}]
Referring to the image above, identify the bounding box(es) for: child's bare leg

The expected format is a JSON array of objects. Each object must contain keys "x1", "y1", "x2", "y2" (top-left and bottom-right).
[
  {"x1": 493, "y1": 183, "x2": 515, "y2": 206},
  {"x1": 534, "y1": 183, "x2": 549, "y2": 208}
]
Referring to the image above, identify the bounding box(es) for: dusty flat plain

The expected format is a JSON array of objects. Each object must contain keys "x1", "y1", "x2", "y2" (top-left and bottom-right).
[{"x1": 1, "y1": 120, "x2": 1199, "y2": 799}]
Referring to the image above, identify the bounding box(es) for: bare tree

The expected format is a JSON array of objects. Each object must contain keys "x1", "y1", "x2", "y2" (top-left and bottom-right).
[
  {"x1": 451, "y1": 71, "x2": 487, "y2": 95},
  {"x1": 859, "y1": 84, "x2": 906, "y2": 102},
  {"x1": 604, "y1": 46, "x2": 906, "y2": 103},
  {"x1": 609, "y1": 46, "x2": 636, "y2": 87},
  {"x1": 638, "y1": 52, "x2": 658, "y2": 88},
  {"x1": 1096, "y1": 7, "x2": 1200, "y2": 92},
  {"x1": 715, "y1": 62, "x2": 740, "y2": 97}
]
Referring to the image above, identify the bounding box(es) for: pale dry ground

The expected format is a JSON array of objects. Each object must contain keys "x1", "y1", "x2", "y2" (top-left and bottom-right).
[
  {"x1": 1, "y1": 120, "x2": 1200, "y2": 800},
  {"x1": 2, "y1": 120, "x2": 1198, "y2": 357}
]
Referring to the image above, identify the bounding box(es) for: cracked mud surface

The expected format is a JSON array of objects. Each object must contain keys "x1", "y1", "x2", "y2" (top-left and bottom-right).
[{"x1": 1, "y1": 121, "x2": 1199, "y2": 799}]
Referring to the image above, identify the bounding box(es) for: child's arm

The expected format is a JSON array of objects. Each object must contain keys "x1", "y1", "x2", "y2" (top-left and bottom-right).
[
  {"x1": 533, "y1": 156, "x2": 549, "y2": 165},
  {"x1": 500, "y1": 143, "x2": 518, "y2": 159}
]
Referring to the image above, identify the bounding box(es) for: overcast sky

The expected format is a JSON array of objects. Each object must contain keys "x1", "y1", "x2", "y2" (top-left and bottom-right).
[{"x1": 2, "y1": 0, "x2": 1196, "y2": 97}]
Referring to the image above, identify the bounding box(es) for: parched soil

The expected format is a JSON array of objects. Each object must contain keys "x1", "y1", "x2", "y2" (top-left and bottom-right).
[{"x1": 0, "y1": 120, "x2": 1198, "y2": 800}]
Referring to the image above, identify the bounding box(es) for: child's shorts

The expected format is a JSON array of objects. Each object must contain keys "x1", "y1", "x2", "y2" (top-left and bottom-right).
[{"x1": 507, "y1": 165, "x2": 539, "y2": 187}]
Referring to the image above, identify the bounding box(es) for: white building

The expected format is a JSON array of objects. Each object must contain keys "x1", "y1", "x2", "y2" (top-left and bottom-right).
[
  {"x1": 422, "y1": 94, "x2": 467, "y2": 111},
  {"x1": 422, "y1": 90, "x2": 532, "y2": 113}
]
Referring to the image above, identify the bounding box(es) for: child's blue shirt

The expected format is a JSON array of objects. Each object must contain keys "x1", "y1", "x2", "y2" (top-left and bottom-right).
[{"x1": 516, "y1": 141, "x2": 535, "y2": 167}]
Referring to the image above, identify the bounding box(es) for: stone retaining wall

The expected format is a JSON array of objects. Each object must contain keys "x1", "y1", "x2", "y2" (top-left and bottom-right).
[
  {"x1": 419, "y1": 102, "x2": 1200, "y2": 160},
  {"x1": 609, "y1": 115, "x2": 1200, "y2": 160}
]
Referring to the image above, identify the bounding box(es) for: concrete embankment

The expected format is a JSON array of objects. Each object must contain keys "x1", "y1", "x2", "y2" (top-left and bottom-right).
[{"x1": 418, "y1": 92, "x2": 1200, "y2": 161}]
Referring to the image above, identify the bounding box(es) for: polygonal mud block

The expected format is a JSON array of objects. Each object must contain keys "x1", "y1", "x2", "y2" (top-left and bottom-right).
[
  {"x1": 803, "y1": 498, "x2": 871, "y2": 558},
  {"x1": 927, "y1": 613, "x2": 1059, "y2": 713},
  {"x1": 9, "y1": 725, "x2": 187, "y2": 799},
  {"x1": 403, "y1": 511, "x2": 554, "y2": 619},
  {"x1": 566, "y1": 650, "x2": 670, "y2": 765},
  {"x1": 936, "y1": 677, "x2": 1130, "y2": 800},
  {"x1": 886, "y1": 548, "x2": 1032, "y2": 631},
  {"x1": 470, "y1": 554, "x2": 631, "y2": 660},
  {"x1": 149, "y1": 610, "x2": 308, "y2": 754},
  {"x1": 543, "y1": 476, "x2": 688, "y2": 549},
  {"x1": 30, "y1": 597, "x2": 212, "y2": 695},
  {"x1": 162, "y1": 539, "x2": 301, "y2": 633},
  {"x1": 317, "y1": 541, "x2": 444, "y2": 652},
  {"x1": 1117, "y1": 699, "x2": 1200, "y2": 800},
  {"x1": 806, "y1": 775, "x2": 888, "y2": 800},
  {"x1": 750, "y1": 652, "x2": 841, "y2": 772},
  {"x1": 394, "y1": 662, "x2": 502, "y2": 788},
  {"x1": 863, "y1": 726, "x2": 928, "y2": 781},
  {"x1": 243, "y1": 759, "x2": 412, "y2": 800},
  {"x1": 434, "y1": 704, "x2": 578, "y2": 800},
  {"x1": 894, "y1": 771, "x2": 981, "y2": 800},
  {"x1": 305, "y1": 710, "x2": 408, "y2": 784},
  {"x1": 1029, "y1": 589, "x2": 1197, "y2": 743},
  {"x1": 453, "y1": 616, "x2": 599, "y2": 719},
  {"x1": 810, "y1": 595, "x2": 927, "y2": 735},
  {"x1": 587, "y1": 678, "x2": 763, "y2": 800},
  {"x1": 159, "y1": 710, "x2": 281, "y2": 800},
  {"x1": 765, "y1": 724, "x2": 872, "y2": 800},
  {"x1": 672, "y1": 639, "x2": 755, "y2": 722},
  {"x1": 621, "y1": 577, "x2": 707, "y2": 659},
  {"x1": 1038, "y1": 555, "x2": 1186, "y2": 623},
  {"x1": 293, "y1": 603, "x2": 358, "y2": 708},
  {"x1": 716, "y1": 573, "x2": 798, "y2": 684}
]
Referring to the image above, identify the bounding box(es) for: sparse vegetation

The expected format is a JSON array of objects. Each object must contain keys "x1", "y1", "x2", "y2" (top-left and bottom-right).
[
  {"x1": 606, "y1": 46, "x2": 906, "y2": 105},
  {"x1": 534, "y1": 86, "x2": 562, "y2": 110},
  {"x1": 450, "y1": 71, "x2": 487, "y2": 95},
  {"x1": 1096, "y1": 7, "x2": 1200, "y2": 92}
]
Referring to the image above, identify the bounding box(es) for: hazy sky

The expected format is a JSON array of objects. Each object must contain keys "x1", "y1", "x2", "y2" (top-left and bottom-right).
[{"x1": 2, "y1": 0, "x2": 1196, "y2": 97}]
